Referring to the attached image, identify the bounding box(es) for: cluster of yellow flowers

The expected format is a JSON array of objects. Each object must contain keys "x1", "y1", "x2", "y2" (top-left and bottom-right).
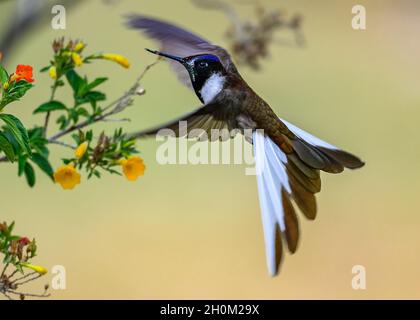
[
  {"x1": 48, "y1": 41, "x2": 130, "y2": 79},
  {"x1": 53, "y1": 142, "x2": 146, "y2": 190}
]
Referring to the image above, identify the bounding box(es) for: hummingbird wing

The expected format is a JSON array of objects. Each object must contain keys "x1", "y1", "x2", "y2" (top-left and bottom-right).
[
  {"x1": 126, "y1": 15, "x2": 238, "y2": 90},
  {"x1": 128, "y1": 102, "x2": 233, "y2": 141}
]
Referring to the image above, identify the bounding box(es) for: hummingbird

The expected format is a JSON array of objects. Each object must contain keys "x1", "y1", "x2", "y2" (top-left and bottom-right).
[{"x1": 126, "y1": 15, "x2": 365, "y2": 276}]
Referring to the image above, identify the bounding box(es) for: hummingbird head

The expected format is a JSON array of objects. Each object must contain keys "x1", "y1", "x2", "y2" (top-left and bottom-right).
[{"x1": 146, "y1": 49, "x2": 226, "y2": 104}]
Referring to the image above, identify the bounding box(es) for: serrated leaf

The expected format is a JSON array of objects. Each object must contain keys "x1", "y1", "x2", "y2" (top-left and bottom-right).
[
  {"x1": 0, "y1": 114, "x2": 31, "y2": 156},
  {"x1": 33, "y1": 100, "x2": 67, "y2": 114}
]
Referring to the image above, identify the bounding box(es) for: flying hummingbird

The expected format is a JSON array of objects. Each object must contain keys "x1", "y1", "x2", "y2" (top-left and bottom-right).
[{"x1": 126, "y1": 15, "x2": 365, "y2": 276}]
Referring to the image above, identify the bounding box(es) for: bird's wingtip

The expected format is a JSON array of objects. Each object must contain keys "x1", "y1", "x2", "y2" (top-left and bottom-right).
[{"x1": 124, "y1": 13, "x2": 144, "y2": 28}]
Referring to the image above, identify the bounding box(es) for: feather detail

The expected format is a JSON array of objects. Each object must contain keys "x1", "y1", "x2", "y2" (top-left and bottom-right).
[
  {"x1": 254, "y1": 131, "x2": 291, "y2": 276},
  {"x1": 280, "y1": 118, "x2": 365, "y2": 170}
]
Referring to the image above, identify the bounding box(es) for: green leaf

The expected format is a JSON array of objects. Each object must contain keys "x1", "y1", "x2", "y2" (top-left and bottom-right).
[
  {"x1": 85, "y1": 77, "x2": 108, "y2": 92},
  {"x1": 76, "y1": 91, "x2": 106, "y2": 105},
  {"x1": 18, "y1": 156, "x2": 27, "y2": 176},
  {"x1": 31, "y1": 153, "x2": 54, "y2": 180},
  {"x1": 39, "y1": 66, "x2": 51, "y2": 73},
  {"x1": 0, "y1": 114, "x2": 31, "y2": 155},
  {"x1": 0, "y1": 65, "x2": 8, "y2": 85},
  {"x1": 77, "y1": 107, "x2": 89, "y2": 117},
  {"x1": 66, "y1": 69, "x2": 86, "y2": 95},
  {"x1": 33, "y1": 100, "x2": 67, "y2": 114},
  {"x1": 0, "y1": 80, "x2": 33, "y2": 109},
  {"x1": 24, "y1": 162, "x2": 36, "y2": 187},
  {"x1": 0, "y1": 132, "x2": 15, "y2": 162},
  {"x1": 28, "y1": 126, "x2": 44, "y2": 140},
  {"x1": 56, "y1": 115, "x2": 69, "y2": 130},
  {"x1": 69, "y1": 108, "x2": 79, "y2": 124}
]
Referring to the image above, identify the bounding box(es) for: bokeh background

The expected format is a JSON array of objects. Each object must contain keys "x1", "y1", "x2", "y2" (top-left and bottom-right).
[{"x1": 0, "y1": 0, "x2": 419, "y2": 299}]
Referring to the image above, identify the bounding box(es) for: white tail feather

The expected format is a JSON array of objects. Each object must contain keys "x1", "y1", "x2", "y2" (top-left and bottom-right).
[
  {"x1": 253, "y1": 131, "x2": 290, "y2": 276},
  {"x1": 280, "y1": 118, "x2": 338, "y2": 150}
]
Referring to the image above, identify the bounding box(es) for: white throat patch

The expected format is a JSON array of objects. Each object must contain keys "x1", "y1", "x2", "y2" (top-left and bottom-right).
[{"x1": 200, "y1": 73, "x2": 225, "y2": 104}]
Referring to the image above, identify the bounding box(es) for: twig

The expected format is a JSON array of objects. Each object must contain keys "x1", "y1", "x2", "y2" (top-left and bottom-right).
[
  {"x1": 48, "y1": 140, "x2": 76, "y2": 150},
  {"x1": 9, "y1": 271, "x2": 37, "y2": 285},
  {"x1": 7, "y1": 268, "x2": 20, "y2": 280},
  {"x1": 13, "y1": 274, "x2": 42, "y2": 287},
  {"x1": 7, "y1": 289, "x2": 50, "y2": 299},
  {"x1": 1, "y1": 291, "x2": 13, "y2": 300},
  {"x1": 43, "y1": 80, "x2": 59, "y2": 137},
  {"x1": 47, "y1": 60, "x2": 158, "y2": 143},
  {"x1": 0, "y1": 263, "x2": 9, "y2": 279},
  {"x1": 101, "y1": 118, "x2": 131, "y2": 123}
]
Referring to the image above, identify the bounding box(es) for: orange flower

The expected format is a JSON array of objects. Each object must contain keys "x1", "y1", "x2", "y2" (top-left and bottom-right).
[
  {"x1": 120, "y1": 156, "x2": 145, "y2": 181},
  {"x1": 10, "y1": 65, "x2": 34, "y2": 83}
]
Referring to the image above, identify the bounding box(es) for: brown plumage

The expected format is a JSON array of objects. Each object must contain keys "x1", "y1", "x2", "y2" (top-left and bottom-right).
[{"x1": 127, "y1": 15, "x2": 365, "y2": 276}]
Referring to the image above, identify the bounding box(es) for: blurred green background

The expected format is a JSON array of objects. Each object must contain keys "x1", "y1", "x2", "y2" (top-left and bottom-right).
[{"x1": 1, "y1": 0, "x2": 419, "y2": 299}]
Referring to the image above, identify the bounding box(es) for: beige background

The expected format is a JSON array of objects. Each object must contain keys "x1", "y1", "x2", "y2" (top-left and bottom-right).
[{"x1": 0, "y1": 0, "x2": 419, "y2": 299}]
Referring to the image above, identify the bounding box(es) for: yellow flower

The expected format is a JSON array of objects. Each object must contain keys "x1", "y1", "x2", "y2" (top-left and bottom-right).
[
  {"x1": 72, "y1": 52, "x2": 83, "y2": 67},
  {"x1": 48, "y1": 66, "x2": 57, "y2": 79},
  {"x1": 120, "y1": 156, "x2": 145, "y2": 181},
  {"x1": 54, "y1": 163, "x2": 81, "y2": 190},
  {"x1": 21, "y1": 263, "x2": 48, "y2": 275},
  {"x1": 75, "y1": 141, "x2": 88, "y2": 159},
  {"x1": 100, "y1": 53, "x2": 130, "y2": 69},
  {"x1": 74, "y1": 42, "x2": 85, "y2": 52}
]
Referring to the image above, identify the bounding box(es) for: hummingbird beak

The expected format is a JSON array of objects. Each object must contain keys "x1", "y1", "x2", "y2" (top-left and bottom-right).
[{"x1": 145, "y1": 48, "x2": 185, "y2": 64}]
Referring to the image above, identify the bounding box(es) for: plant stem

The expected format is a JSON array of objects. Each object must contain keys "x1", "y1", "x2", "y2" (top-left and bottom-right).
[
  {"x1": 47, "y1": 60, "x2": 159, "y2": 144},
  {"x1": 7, "y1": 289, "x2": 50, "y2": 298},
  {"x1": 48, "y1": 140, "x2": 76, "y2": 149},
  {"x1": 0, "y1": 263, "x2": 9, "y2": 278},
  {"x1": 43, "y1": 80, "x2": 59, "y2": 137},
  {"x1": 10, "y1": 271, "x2": 37, "y2": 285}
]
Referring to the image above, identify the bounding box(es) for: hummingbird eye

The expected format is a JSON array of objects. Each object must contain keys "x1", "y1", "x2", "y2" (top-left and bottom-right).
[{"x1": 198, "y1": 61, "x2": 209, "y2": 68}]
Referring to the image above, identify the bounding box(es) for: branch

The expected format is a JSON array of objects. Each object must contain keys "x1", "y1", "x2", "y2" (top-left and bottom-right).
[
  {"x1": 48, "y1": 140, "x2": 76, "y2": 150},
  {"x1": 43, "y1": 80, "x2": 60, "y2": 137},
  {"x1": 10, "y1": 271, "x2": 38, "y2": 285},
  {"x1": 7, "y1": 289, "x2": 50, "y2": 299},
  {"x1": 47, "y1": 60, "x2": 158, "y2": 143}
]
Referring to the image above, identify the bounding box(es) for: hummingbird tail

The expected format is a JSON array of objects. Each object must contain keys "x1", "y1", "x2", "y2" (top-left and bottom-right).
[
  {"x1": 282, "y1": 118, "x2": 365, "y2": 172},
  {"x1": 253, "y1": 131, "x2": 295, "y2": 276},
  {"x1": 254, "y1": 120, "x2": 364, "y2": 276}
]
